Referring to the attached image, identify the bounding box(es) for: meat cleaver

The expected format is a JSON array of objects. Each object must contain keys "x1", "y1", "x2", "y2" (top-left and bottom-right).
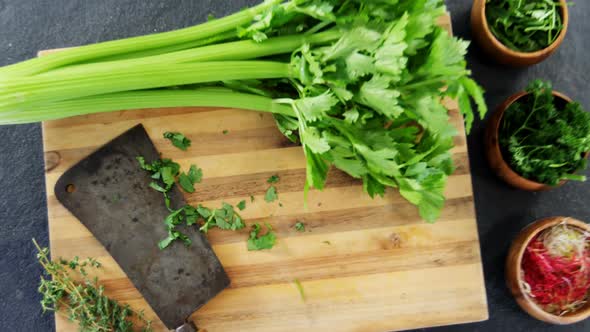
[{"x1": 54, "y1": 124, "x2": 230, "y2": 331}]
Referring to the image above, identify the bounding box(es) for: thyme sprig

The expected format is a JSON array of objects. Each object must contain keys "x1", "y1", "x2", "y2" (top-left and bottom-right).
[{"x1": 33, "y1": 239, "x2": 152, "y2": 332}]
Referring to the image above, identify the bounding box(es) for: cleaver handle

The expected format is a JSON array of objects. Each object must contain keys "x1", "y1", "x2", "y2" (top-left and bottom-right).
[{"x1": 175, "y1": 321, "x2": 197, "y2": 332}]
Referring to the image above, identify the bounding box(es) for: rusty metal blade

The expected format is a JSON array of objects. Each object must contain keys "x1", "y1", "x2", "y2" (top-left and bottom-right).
[{"x1": 54, "y1": 124, "x2": 229, "y2": 329}]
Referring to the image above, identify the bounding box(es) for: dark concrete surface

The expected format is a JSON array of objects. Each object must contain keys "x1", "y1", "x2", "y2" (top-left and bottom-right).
[{"x1": 0, "y1": 1, "x2": 588, "y2": 331}]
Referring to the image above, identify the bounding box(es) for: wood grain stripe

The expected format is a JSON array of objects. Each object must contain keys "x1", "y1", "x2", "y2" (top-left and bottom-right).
[
  {"x1": 204, "y1": 196, "x2": 475, "y2": 245},
  {"x1": 46, "y1": 221, "x2": 479, "y2": 300},
  {"x1": 45, "y1": 172, "x2": 474, "y2": 221},
  {"x1": 191, "y1": 264, "x2": 486, "y2": 332},
  {"x1": 43, "y1": 108, "x2": 279, "y2": 151},
  {"x1": 46, "y1": 215, "x2": 477, "y2": 278},
  {"x1": 224, "y1": 240, "x2": 480, "y2": 288},
  {"x1": 81, "y1": 238, "x2": 480, "y2": 296}
]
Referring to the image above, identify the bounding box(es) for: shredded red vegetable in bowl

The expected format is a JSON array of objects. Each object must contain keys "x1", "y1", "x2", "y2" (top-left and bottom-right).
[{"x1": 521, "y1": 223, "x2": 590, "y2": 316}]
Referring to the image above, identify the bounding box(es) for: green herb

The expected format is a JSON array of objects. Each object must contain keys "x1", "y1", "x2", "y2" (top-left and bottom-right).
[
  {"x1": 178, "y1": 174, "x2": 194, "y2": 193},
  {"x1": 322, "y1": 241, "x2": 331, "y2": 245},
  {"x1": 137, "y1": 157, "x2": 181, "y2": 193},
  {"x1": 294, "y1": 278, "x2": 306, "y2": 301},
  {"x1": 222, "y1": 130, "x2": 229, "y2": 135},
  {"x1": 163, "y1": 131, "x2": 191, "y2": 150},
  {"x1": 158, "y1": 206, "x2": 193, "y2": 249},
  {"x1": 295, "y1": 221, "x2": 305, "y2": 232},
  {"x1": 250, "y1": 195, "x2": 255, "y2": 203},
  {"x1": 247, "y1": 223, "x2": 276, "y2": 251},
  {"x1": 237, "y1": 200, "x2": 247, "y2": 211},
  {"x1": 500, "y1": 80, "x2": 590, "y2": 186},
  {"x1": 137, "y1": 155, "x2": 241, "y2": 249},
  {"x1": 33, "y1": 240, "x2": 152, "y2": 331},
  {"x1": 1, "y1": 1, "x2": 487, "y2": 222},
  {"x1": 138, "y1": 157, "x2": 202, "y2": 194},
  {"x1": 149, "y1": 182, "x2": 168, "y2": 193},
  {"x1": 486, "y1": 0, "x2": 565, "y2": 52},
  {"x1": 178, "y1": 164, "x2": 203, "y2": 193},
  {"x1": 265, "y1": 186, "x2": 278, "y2": 203},
  {"x1": 160, "y1": 202, "x2": 246, "y2": 249},
  {"x1": 188, "y1": 164, "x2": 203, "y2": 183},
  {"x1": 267, "y1": 174, "x2": 280, "y2": 183},
  {"x1": 198, "y1": 203, "x2": 245, "y2": 233}
]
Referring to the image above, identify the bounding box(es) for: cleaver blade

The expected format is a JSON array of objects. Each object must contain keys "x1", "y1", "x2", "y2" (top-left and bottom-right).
[{"x1": 54, "y1": 124, "x2": 229, "y2": 330}]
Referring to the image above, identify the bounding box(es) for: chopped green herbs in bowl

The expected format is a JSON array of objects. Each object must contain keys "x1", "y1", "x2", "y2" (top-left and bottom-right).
[
  {"x1": 471, "y1": 0, "x2": 569, "y2": 65},
  {"x1": 486, "y1": 0, "x2": 566, "y2": 53},
  {"x1": 498, "y1": 80, "x2": 590, "y2": 187}
]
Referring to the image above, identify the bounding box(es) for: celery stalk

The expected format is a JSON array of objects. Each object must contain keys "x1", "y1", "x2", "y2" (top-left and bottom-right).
[
  {"x1": 0, "y1": 0, "x2": 279, "y2": 78},
  {"x1": 89, "y1": 30, "x2": 239, "y2": 63},
  {"x1": 40, "y1": 30, "x2": 341, "y2": 77},
  {"x1": 0, "y1": 61, "x2": 292, "y2": 111},
  {"x1": 0, "y1": 89, "x2": 295, "y2": 124}
]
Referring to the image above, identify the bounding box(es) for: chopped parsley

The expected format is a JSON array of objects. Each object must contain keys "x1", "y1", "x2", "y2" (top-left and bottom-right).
[
  {"x1": 267, "y1": 174, "x2": 280, "y2": 183},
  {"x1": 264, "y1": 186, "x2": 278, "y2": 203},
  {"x1": 163, "y1": 131, "x2": 191, "y2": 151},
  {"x1": 178, "y1": 165, "x2": 202, "y2": 193},
  {"x1": 247, "y1": 223, "x2": 276, "y2": 251},
  {"x1": 294, "y1": 221, "x2": 305, "y2": 232}
]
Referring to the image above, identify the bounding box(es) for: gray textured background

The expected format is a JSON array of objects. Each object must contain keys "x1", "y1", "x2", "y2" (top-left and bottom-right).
[{"x1": 0, "y1": 1, "x2": 588, "y2": 331}]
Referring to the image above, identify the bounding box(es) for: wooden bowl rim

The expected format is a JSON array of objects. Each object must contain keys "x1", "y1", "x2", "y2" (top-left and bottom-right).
[
  {"x1": 491, "y1": 90, "x2": 574, "y2": 189},
  {"x1": 510, "y1": 217, "x2": 590, "y2": 323},
  {"x1": 476, "y1": 0, "x2": 569, "y2": 58}
]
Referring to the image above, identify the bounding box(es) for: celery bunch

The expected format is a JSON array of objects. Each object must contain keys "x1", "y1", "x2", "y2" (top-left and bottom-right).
[{"x1": 0, "y1": 0, "x2": 487, "y2": 221}]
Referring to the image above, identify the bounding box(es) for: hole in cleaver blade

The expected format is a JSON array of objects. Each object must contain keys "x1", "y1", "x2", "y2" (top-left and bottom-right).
[{"x1": 54, "y1": 124, "x2": 230, "y2": 329}]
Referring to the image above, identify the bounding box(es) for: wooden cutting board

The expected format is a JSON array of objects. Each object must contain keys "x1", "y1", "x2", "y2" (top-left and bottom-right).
[{"x1": 41, "y1": 14, "x2": 488, "y2": 332}]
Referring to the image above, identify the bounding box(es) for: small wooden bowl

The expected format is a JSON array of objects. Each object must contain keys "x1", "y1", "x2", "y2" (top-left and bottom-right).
[
  {"x1": 485, "y1": 90, "x2": 575, "y2": 191},
  {"x1": 506, "y1": 216, "x2": 590, "y2": 324},
  {"x1": 471, "y1": 0, "x2": 569, "y2": 66}
]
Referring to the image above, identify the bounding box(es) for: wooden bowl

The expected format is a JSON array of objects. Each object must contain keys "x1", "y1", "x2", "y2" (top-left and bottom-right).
[
  {"x1": 506, "y1": 216, "x2": 590, "y2": 324},
  {"x1": 485, "y1": 90, "x2": 575, "y2": 191},
  {"x1": 471, "y1": 0, "x2": 569, "y2": 66}
]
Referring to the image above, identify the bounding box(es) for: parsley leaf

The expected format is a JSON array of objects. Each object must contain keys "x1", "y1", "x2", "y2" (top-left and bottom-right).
[
  {"x1": 199, "y1": 203, "x2": 245, "y2": 233},
  {"x1": 267, "y1": 174, "x2": 280, "y2": 183},
  {"x1": 294, "y1": 221, "x2": 305, "y2": 232},
  {"x1": 178, "y1": 173, "x2": 195, "y2": 193},
  {"x1": 160, "y1": 167, "x2": 175, "y2": 186},
  {"x1": 138, "y1": 157, "x2": 181, "y2": 193},
  {"x1": 163, "y1": 131, "x2": 191, "y2": 151},
  {"x1": 188, "y1": 165, "x2": 203, "y2": 183},
  {"x1": 265, "y1": 186, "x2": 278, "y2": 202},
  {"x1": 149, "y1": 182, "x2": 167, "y2": 193},
  {"x1": 158, "y1": 236, "x2": 175, "y2": 250},
  {"x1": 237, "y1": 200, "x2": 246, "y2": 211},
  {"x1": 161, "y1": 202, "x2": 246, "y2": 249},
  {"x1": 178, "y1": 164, "x2": 202, "y2": 193},
  {"x1": 247, "y1": 223, "x2": 276, "y2": 251},
  {"x1": 158, "y1": 206, "x2": 195, "y2": 250}
]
